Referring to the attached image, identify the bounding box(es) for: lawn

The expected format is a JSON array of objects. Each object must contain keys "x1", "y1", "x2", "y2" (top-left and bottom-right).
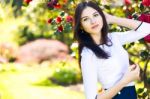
[
  {"x1": 0, "y1": 64, "x2": 85, "y2": 99},
  {"x1": 0, "y1": 63, "x2": 148, "y2": 99}
]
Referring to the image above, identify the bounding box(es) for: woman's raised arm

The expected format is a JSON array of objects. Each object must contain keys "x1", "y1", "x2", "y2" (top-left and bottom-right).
[{"x1": 105, "y1": 13, "x2": 150, "y2": 45}]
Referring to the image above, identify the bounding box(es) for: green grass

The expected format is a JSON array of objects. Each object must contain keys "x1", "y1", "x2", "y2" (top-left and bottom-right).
[
  {"x1": 0, "y1": 82, "x2": 13, "y2": 99},
  {"x1": 1, "y1": 63, "x2": 148, "y2": 99},
  {"x1": 0, "y1": 66, "x2": 84, "y2": 99}
]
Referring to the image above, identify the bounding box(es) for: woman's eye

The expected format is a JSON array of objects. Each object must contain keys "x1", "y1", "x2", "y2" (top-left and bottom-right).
[
  {"x1": 83, "y1": 18, "x2": 88, "y2": 21},
  {"x1": 94, "y1": 14, "x2": 99, "y2": 17}
]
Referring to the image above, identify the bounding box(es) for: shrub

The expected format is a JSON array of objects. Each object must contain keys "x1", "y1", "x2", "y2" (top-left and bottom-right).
[{"x1": 49, "y1": 60, "x2": 82, "y2": 86}]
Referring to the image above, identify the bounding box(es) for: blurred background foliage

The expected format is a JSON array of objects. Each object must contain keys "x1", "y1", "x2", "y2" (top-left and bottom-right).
[{"x1": 0, "y1": 0, "x2": 150, "y2": 99}]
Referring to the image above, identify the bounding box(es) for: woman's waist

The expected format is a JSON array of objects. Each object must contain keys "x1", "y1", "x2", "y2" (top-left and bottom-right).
[{"x1": 101, "y1": 81, "x2": 135, "y2": 89}]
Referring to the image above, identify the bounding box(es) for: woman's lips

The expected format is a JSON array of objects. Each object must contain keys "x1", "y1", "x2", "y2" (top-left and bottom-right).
[{"x1": 91, "y1": 24, "x2": 99, "y2": 29}]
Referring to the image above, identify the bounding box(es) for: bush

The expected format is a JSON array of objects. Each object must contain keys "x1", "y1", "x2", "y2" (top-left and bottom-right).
[
  {"x1": 49, "y1": 60, "x2": 82, "y2": 86},
  {"x1": 32, "y1": 78, "x2": 54, "y2": 86}
]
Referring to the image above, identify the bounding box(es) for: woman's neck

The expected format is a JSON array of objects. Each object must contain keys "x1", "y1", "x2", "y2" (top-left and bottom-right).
[{"x1": 91, "y1": 33, "x2": 102, "y2": 45}]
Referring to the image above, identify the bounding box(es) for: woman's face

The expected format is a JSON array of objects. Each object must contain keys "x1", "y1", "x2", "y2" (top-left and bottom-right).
[{"x1": 80, "y1": 6, "x2": 103, "y2": 35}]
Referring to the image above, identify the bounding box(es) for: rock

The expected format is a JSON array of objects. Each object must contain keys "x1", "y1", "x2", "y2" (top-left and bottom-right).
[
  {"x1": 0, "y1": 42, "x2": 17, "y2": 62},
  {"x1": 16, "y1": 39, "x2": 69, "y2": 64}
]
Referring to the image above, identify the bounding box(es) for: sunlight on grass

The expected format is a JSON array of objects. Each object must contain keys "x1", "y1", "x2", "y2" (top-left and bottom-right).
[
  {"x1": 0, "y1": 62, "x2": 148, "y2": 99},
  {"x1": 0, "y1": 66, "x2": 84, "y2": 99},
  {"x1": 0, "y1": 83, "x2": 13, "y2": 99}
]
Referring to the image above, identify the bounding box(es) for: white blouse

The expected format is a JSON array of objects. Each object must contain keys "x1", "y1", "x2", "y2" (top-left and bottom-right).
[{"x1": 80, "y1": 22, "x2": 150, "y2": 99}]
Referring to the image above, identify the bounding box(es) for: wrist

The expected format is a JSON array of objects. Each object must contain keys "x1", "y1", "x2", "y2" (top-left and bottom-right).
[{"x1": 119, "y1": 79, "x2": 128, "y2": 87}]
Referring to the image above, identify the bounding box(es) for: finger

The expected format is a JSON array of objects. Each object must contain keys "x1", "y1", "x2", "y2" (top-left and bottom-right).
[
  {"x1": 135, "y1": 64, "x2": 140, "y2": 71},
  {"x1": 136, "y1": 65, "x2": 140, "y2": 74},
  {"x1": 129, "y1": 64, "x2": 136, "y2": 71},
  {"x1": 134, "y1": 64, "x2": 141, "y2": 79}
]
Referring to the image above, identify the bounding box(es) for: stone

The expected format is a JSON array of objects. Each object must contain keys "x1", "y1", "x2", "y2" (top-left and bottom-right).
[{"x1": 16, "y1": 39, "x2": 69, "y2": 63}]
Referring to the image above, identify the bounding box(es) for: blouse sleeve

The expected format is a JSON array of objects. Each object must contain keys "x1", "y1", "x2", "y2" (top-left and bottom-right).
[
  {"x1": 81, "y1": 48, "x2": 98, "y2": 99},
  {"x1": 111, "y1": 22, "x2": 150, "y2": 45}
]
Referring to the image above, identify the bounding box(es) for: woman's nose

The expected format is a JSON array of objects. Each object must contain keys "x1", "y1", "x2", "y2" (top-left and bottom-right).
[{"x1": 90, "y1": 18, "x2": 96, "y2": 24}]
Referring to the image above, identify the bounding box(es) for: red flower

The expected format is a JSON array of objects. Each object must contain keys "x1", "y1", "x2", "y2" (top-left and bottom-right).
[
  {"x1": 127, "y1": 15, "x2": 133, "y2": 19},
  {"x1": 58, "y1": 25, "x2": 63, "y2": 32},
  {"x1": 47, "y1": 18, "x2": 53, "y2": 24},
  {"x1": 144, "y1": 34, "x2": 150, "y2": 43},
  {"x1": 54, "y1": 3, "x2": 61, "y2": 9},
  {"x1": 24, "y1": 0, "x2": 32, "y2": 4},
  {"x1": 124, "y1": 0, "x2": 132, "y2": 5},
  {"x1": 56, "y1": 16, "x2": 62, "y2": 23},
  {"x1": 139, "y1": 14, "x2": 150, "y2": 43},
  {"x1": 142, "y1": 0, "x2": 150, "y2": 7},
  {"x1": 63, "y1": 0, "x2": 68, "y2": 3},
  {"x1": 139, "y1": 14, "x2": 150, "y2": 23},
  {"x1": 66, "y1": 15, "x2": 73, "y2": 22}
]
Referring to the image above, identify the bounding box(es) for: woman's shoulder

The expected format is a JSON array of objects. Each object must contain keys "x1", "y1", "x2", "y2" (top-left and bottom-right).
[
  {"x1": 108, "y1": 32, "x2": 118, "y2": 38},
  {"x1": 108, "y1": 32, "x2": 123, "y2": 40},
  {"x1": 81, "y1": 47, "x2": 93, "y2": 57},
  {"x1": 107, "y1": 32, "x2": 123, "y2": 45}
]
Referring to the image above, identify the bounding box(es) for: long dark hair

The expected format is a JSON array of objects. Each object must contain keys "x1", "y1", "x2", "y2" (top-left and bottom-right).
[{"x1": 74, "y1": 1, "x2": 112, "y2": 66}]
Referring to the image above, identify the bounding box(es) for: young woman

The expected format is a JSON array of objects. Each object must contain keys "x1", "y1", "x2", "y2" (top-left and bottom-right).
[{"x1": 73, "y1": 1, "x2": 150, "y2": 99}]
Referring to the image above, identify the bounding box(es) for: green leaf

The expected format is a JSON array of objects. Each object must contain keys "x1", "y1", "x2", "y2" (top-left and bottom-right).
[
  {"x1": 137, "y1": 88, "x2": 144, "y2": 94},
  {"x1": 140, "y1": 50, "x2": 149, "y2": 61},
  {"x1": 60, "y1": 11, "x2": 65, "y2": 16},
  {"x1": 140, "y1": 3, "x2": 144, "y2": 12}
]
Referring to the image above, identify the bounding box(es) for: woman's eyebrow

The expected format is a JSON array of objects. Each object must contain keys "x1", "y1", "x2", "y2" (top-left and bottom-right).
[
  {"x1": 93, "y1": 12, "x2": 99, "y2": 15},
  {"x1": 81, "y1": 11, "x2": 98, "y2": 19},
  {"x1": 81, "y1": 16, "x2": 88, "y2": 20}
]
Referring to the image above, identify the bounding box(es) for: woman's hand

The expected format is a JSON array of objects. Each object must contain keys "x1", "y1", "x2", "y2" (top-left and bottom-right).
[{"x1": 121, "y1": 64, "x2": 140, "y2": 85}]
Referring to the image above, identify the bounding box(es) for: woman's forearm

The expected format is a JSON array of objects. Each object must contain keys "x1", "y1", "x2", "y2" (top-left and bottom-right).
[
  {"x1": 110, "y1": 16, "x2": 141, "y2": 30},
  {"x1": 97, "y1": 64, "x2": 140, "y2": 99},
  {"x1": 97, "y1": 80, "x2": 126, "y2": 99}
]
